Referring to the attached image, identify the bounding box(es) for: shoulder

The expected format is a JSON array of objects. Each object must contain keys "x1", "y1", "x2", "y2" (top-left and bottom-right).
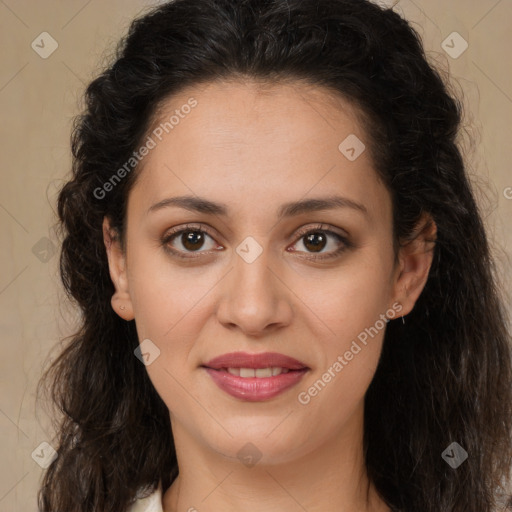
[{"x1": 127, "y1": 482, "x2": 164, "y2": 512}]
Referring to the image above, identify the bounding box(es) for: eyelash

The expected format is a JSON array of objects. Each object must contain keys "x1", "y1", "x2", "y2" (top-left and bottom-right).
[{"x1": 161, "y1": 223, "x2": 353, "y2": 261}]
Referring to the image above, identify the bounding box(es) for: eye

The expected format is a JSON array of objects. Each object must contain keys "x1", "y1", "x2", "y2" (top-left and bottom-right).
[
  {"x1": 162, "y1": 224, "x2": 222, "y2": 259},
  {"x1": 161, "y1": 223, "x2": 352, "y2": 261},
  {"x1": 288, "y1": 224, "x2": 352, "y2": 260}
]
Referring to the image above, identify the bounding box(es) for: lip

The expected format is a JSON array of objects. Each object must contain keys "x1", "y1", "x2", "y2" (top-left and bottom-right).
[
  {"x1": 202, "y1": 351, "x2": 309, "y2": 402},
  {"x1": 203, "y1": 351, "x2": 308, "y2": 370}
]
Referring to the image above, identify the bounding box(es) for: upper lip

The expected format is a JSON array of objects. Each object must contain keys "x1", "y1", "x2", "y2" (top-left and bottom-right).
[{"x1": 203, "y1": 351, "x2": 308, "y2": 370}]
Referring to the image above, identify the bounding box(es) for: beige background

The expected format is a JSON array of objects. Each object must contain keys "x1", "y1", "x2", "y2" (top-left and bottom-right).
[{"x1": 0, "y1": 0, "x2": 511, "y2": 510}]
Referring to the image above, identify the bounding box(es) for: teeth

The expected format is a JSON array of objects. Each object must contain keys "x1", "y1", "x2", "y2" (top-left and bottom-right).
[
  {"x1": 240, "y1": 368, "x2": 255, "y2": 378},
  {"x1": 255, "y1": 368, "x2": 272, "y2": 378},
  {"x1": 226, "y1": 367, "x2": 290, "y2": 378}
]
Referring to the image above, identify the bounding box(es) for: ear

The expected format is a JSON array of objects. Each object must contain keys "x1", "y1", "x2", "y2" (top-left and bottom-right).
[
  {"x1": 392, "y1": 213, "x2": 437, "y2": 317},
  {"x1": 102, "y1": 216, "x2": 135, "y2": 321}
]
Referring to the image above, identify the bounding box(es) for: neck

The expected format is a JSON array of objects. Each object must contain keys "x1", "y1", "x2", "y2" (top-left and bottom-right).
[{"x1": 163, "y1": 405, "x2": 390, "y2": 512}]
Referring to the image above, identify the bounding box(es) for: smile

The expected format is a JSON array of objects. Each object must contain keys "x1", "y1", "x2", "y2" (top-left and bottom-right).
[{"x1": 202, "y1": 351, "x2": 309, "y2": 401}]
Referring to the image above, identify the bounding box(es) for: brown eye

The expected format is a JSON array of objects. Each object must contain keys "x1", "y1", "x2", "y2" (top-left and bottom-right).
[
  {"x1": 163, "y1": 226, "x2": 220, "y2": 257},
  {"x1": 180, "y1": 230, "x2": 206, "y2": 251},
  {"x1": 288, "y1": 226, "x2": 354, "y2": 260},
  {"x1": 302, "y1": 232, "x2": 328, "y2": 253}
]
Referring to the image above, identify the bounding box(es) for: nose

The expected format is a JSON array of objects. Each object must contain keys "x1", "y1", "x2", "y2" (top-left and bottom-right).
[{"x1": 215, "y1": 243, "x2": 294, "y2": 337}]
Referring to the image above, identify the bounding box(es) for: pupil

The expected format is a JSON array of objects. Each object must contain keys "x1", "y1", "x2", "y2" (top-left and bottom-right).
[
  {"x1": 182, "y1": 231, "x2": 204, "y2": 251},
  {"x1": 304, "y1": 232, "x2": 326, "y2": 253}
]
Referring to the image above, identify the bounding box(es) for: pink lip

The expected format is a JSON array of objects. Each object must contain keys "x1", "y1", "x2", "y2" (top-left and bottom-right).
[
  {"x1": 203, "y1": 351, "x2": 307, "y2": 370},
  {"x1": 202, "y1": 351, "x2": 309, "y2": 402}
]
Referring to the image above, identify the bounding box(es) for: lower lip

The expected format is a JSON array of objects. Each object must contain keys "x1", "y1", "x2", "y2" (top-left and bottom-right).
[{"x1": 204, "y1": 368, "x2": 308, "y2": 401}]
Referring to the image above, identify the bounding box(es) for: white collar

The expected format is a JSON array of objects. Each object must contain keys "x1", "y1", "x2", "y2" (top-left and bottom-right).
[{"x1": 128, "y1": 481, "x2": 164, "y2": 512}]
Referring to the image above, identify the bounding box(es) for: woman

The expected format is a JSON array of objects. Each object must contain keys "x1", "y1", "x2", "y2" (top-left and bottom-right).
[{"x1": 37, "y1": 0, "x2": 512, "y2": 511}]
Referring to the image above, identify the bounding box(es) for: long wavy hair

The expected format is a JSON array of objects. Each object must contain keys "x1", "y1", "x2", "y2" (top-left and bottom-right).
[{"x1": 37, "y1": 0, "x2": 512, "y2": 511}]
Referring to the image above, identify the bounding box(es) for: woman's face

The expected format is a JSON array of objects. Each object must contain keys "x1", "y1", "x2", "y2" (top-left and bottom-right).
[{"x1": 105, "y1": 79, "x2": 428, "y2": 466}]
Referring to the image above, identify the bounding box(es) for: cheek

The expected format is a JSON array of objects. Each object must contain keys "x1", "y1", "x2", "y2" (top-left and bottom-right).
[
  {"x1": 296, "y1": 341, "x2": 383, "y2": 446},
  {"x1": 296, "y1": 289, "x2": 389, "y2": 439},
  {"x1": 128, "y1": 248, "x2": 222, "y2": 339},
  {"x1": 127, "y1": 256, "x2": 214, "y2": 414},
  {"x1": 292, "y1": 251, "x2": 393, "y2": 405},
  {"x1": 290, "y1": 254, "x2": 394, "y2": 343}
]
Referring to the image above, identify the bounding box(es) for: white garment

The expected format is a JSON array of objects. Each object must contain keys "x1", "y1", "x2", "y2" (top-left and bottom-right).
[{"x1": 127, "y1": 482, "x2": 164, "y2": 512}]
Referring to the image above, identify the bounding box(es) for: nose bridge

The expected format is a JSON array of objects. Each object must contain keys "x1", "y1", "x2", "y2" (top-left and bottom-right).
[{"x1": 232, "y1": 236, "x2": 278, "y2": 308}]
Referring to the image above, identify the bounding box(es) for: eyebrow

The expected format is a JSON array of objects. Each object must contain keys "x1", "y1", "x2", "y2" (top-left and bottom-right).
[{"x1": 146, "y1": 194, "x2": 368, "y2": 219}]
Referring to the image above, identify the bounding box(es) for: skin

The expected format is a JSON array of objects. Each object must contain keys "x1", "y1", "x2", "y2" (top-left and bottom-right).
[{"x1": 103, "y1": 79, "x2": 436, "y2": 512}]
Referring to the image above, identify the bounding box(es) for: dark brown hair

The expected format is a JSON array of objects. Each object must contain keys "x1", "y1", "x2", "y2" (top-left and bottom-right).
[{"x1": 38, "y1": 1, "x2": 512, "y2": 511}]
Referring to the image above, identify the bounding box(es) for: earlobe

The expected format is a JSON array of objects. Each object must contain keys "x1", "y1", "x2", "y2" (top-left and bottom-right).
[
  {"x1": 102, "y1": 216, "x2": 135, "y2": 321},
  {"x1": 393, "y1": 214, "x2": 437, "y2": 317}
]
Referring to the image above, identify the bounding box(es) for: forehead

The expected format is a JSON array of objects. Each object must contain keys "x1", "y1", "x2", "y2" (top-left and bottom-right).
[{"x1": 127, "y1": 79, "x2": 390, "y2": 224}]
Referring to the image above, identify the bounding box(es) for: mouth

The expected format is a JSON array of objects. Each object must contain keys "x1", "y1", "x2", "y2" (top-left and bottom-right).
[
  {"x1": 201, "y1": 352, "x2": 309, "y2": 401},
  {"x1": 217, "y1": 367, "x2": 295, "y2": 377}
]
